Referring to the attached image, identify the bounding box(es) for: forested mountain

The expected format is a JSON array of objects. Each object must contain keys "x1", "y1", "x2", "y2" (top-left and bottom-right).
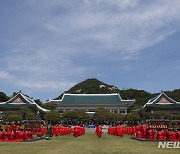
[{"x1": 56, "y1": 78, "x2": 180, "y2": 111}]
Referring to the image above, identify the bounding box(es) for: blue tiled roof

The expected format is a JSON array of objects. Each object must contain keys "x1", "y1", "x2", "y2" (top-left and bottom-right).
[{"x1": 51, "y1": 93, "x2": 135, "y2": 105}]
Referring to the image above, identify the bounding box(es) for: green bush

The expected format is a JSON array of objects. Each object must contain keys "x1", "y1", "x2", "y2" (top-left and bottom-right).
[
  {"x1": 7, "y1": 114, "x2": 22, "y2": 122},
  {"x1": 45, "y1": 110, "x2": 60, "y2": 124}
]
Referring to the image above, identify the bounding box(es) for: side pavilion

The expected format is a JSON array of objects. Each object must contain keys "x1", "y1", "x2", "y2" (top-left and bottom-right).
[
  {"x1": 0, "y1": 91, "x2": 50, "y2": 113},
  {"x1": 142, "y1": 92, "x2": 180, "y2": 114}
]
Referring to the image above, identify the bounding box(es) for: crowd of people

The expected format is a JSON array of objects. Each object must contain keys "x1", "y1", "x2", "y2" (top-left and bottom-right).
[
  {"x1": 107, "y1": 124, "x2": 180, "y2": 141},
  {"x1": 0, "y1": 123, "x2": 33, "y2": 142},
  {"x1": 0, "y1": 120, "x2": 180, "y2": 142},
  {"x1": 135, "y1": 124, "x2": 180, "y2": 141},
  {"x1": 73, "y1": 126, "x2": 85, "y2": 137},
  {"x1": 0, "y1": 122, "x2": 86, "y2": 142}
]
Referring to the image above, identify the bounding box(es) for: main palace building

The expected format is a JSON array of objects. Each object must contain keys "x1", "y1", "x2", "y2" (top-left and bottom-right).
[{"x1": 48, "y1": 93, "x2": 135, "y2": 114}]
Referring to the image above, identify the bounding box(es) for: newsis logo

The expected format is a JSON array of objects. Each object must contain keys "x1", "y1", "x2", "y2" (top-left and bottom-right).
[{"x1": 158, "y1": 141, "x2": 180, "y2": 149}]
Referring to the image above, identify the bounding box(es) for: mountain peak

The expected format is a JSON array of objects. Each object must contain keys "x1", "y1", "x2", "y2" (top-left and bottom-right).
[
  {"x1": 67, "y1": 78, "x2": 118, "y2": 94},
  {"x1": 56, "y1": 78, "x2": 119, "y2": 100}
]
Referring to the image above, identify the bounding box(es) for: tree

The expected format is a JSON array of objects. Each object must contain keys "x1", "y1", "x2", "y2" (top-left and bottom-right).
[
  {"x1": 26, "y1": 113, "x2": 39, "y2": 120},
  {"x1": 42, "y1": 102, "x2": 56, "y2": 111},
  {"x1": 63, "y1": 111, "x2": 78, "y2": 120},
  {"x1": 19, "y1": 107, "x2": 35, "y2": 120},
  {"x1": 0, "y1": 92, "x2": 9, "y2": 102},
  {"x1": 114, "y1": 113, "x2": 125, "y2": 121},
  {"x1": 63, "y1": 110, "x2": 89, "y2": 121},
  {"x1": 12, "y1": 92, "x2": 18, "y2": 97},
  {"x1": 34, "y1": 99, "x2": 42, "y2": 107},
  {"x1": 6, "y1": 112, "x2": 22, "y2": 122},
  {"x1": 76, "y1": 110, "x2": 89, "y2": 121},
  {"x1": 45, "y1": 110, "x2": 60, "y2": 124},
  {"x1": 125, "y1": 112, "x2": 140, "y2": 125},
  {"x1": 93, "y1": 107, "x2": 109, "y2": 122}
]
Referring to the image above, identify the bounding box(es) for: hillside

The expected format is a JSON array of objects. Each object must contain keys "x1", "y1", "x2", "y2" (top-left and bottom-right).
[
  {"x1": 56, "y1": 78, "x2": 180, "y2": 111},
  {"x1": 56, "y1": 78, "x2": 119, "y2": 99}
]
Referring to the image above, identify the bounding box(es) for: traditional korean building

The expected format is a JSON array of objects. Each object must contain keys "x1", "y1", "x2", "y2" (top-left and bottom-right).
[
  {"x1": 48, "y1": 93, "x2": 135, "y2": 114},
  {"x1": 142, "y1": 92, "x2": 180, "y2": 114},
  {"x1": 0, "y1": 91, "x2": 50, "y2": 113}
]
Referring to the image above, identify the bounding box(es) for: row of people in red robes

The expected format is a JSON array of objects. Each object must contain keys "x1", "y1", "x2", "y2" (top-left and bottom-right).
[
  {"x1": 135, "y1": 129, "x2": 180, "y2": 141},
  {"x1": 108, "y1": 126, "x2": 123, "y2": 137},
  {"x1": 24, "y1": 123, "x2": 46, "y2": 136},
  {"x1": 73, "y1": 126, "x2": 85, "y2": 137},
  {"x1": 51, "y1": 125, "x2": 72, "y2": 136},
  {"x1": 6, "y1": 124, "x2": 21, "y2": 133},
  {"x1": 108, "y1": 125, "x2": 141, "y2": 136},
  {"x1": 5, "y1": 124, "x2": 46, "y2": 138},
  {"x1": 39, "y1": 125, "x2": 47, "y2": 136},
  {"x1": 0, "y1": 130, "x2": 33, "y2": 142},
  {"x1": 108, "y1": 124, "x2": 180, "y2": 141}
]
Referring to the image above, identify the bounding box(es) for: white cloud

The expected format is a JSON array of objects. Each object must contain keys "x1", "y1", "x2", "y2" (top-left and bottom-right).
[
  {"x1": 0, "y1": 71, "x2": 11, "y2": 79},
  {"x1": 17, "y1": 80, "x2": 75, "y2": 90},
  {"x1": 42, "y1": 0, "x2": 180, "y2": 59}
]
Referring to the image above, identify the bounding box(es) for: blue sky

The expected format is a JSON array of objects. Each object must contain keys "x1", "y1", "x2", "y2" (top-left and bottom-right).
[{"x1": 0, "y1": 0, "x2": 180, "y2": 101}]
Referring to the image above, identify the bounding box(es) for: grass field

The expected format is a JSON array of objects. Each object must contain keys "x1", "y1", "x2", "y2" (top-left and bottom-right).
[{"x1": 0, "y1": 132, "x2": 179, "y2": 154}]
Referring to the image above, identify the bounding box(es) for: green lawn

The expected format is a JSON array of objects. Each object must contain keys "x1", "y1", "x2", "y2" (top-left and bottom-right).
[{"x1": 0, "y1": 133, "x2": 179, "y2": 154}]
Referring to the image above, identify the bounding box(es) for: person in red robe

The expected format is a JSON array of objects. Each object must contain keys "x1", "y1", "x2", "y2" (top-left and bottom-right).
[
  {"x1": 4, "y1": 131, "x2": 9, "y2": 142},
  {"x1": 51, "y1": 125, "x2": 56, "y2": 136},
  {"x1": 129, "y1": 127, "x2": 133, "y2": 135},
  {"x1": 157, "y1": 131, "x2": 163, "y2": 140},
  {"x1": 135, "y1": 130, "x2": 142, "y2": 139},
  {"x1": 24, "y1": 130, "x2": 29, "y2": 141},
  {"x1": 161, "y1": 130, "x2": 166, "y2": 140},
  {"x1": 167, "y1": 131, "x2": 172, "y2": 141},
  {"x1": 119, "y1": 126, "x2": 124, "y2": 137},
  {"x1": 15, "y1": 124, "x2": 20, "y2": 132},
  {"x1": 28, "y1": 131, "x2": 33, "y2": 140},
  {"x1": 55, "y1": 125, "x2": 59, "y2": 136},
  {"x1": 73, "y1": 126, "x2": 78, "y2": 137},
  {"x1": 12, "y1": 123, "x2": 16, "y2": 132},
  {"x1": 141, "y1": 125, "x2": 147, "y2": 139},
  {"x1": 123, "y1": 127, "x2": 127, "y2": 135},
  {"x1": 147, "y1": 129, "x2": 154, "y2": 140},
  {"x1": 19, "y1": 130, "x2": 25, "y2": 142},
  {"x1": 95, "y1": 125, "x2": 102, "y2": 137},
  {"x1": 6, "y1": 124, "x2": 12, "y2": 133},
  {"x1": 59, "y1": 126, "x2": 63, "y2": 135},
  {"x1": 116, "y1": 126, "x2": 120, "y2": 136},
  {"x1": 43, "y1": 125, "x2": 47, "y2": 136},
  {"x1": 108, "y1": 127, "x2": 111, "y2": 134},
  {"x1": 177, "y1": 131, "x2": 180, "y2": 141},
  {"x1": 10, "y1": 131, "x2": 15, "y2": 142},
  {"x1": 77, "y1": 126, "x2": 80, "y2": 136},
  {"x1": 40, "y1": 125, "x2": 44, "y2": 136},
  {"x1": 132, "y1": 126, "x2": 136, "y2": 135},
  {"x1": 171, "y1": 131, "x2": 176, "y2": 141}
]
